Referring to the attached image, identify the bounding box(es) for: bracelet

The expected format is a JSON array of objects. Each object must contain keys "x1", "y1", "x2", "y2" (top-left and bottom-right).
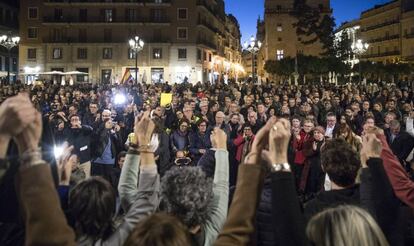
[
  {"x1": 270, "y1": 163, "x2": 291, "y2": 172},
  {"x1": 19, "y1": 147, "x2": 43, "y2": 164}
]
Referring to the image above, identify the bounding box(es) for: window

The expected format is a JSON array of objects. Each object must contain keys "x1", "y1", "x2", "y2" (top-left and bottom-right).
[
  {"x1": 177, "y1": 8, "x2": 188, "y2": 20},
  {"x1": 197, "y1": 48, "x2": 202, "y2": 61},
  {"x1": 276, "y1": 50, "x2": 284, "y2": 60},
  {"x1": 151, "y1": 68, "x2": 164, "y2": 83},
  {"x1": 54, "y1": 8, "x2": 63, "y2": 21},
  {"x1": 52, "y1": 48, "x2": 62, "y2": 59},
  {"x1": 209, "y1": 53, "x2": 212, "y2": 62},
  {"x1": 77, "y1": 48, "x2": 87, "y2": 59},
  {"x1": 178, "y1": 48, "x2": 187, "y2": 59},
  {"x1": 278, "y1": 37, "x2": 282, "y2": 42},
  {"x1": 28, "y1": 7, "x2": 38, "y2": 19},
  {"x1": 277, "y1": 24, "x2": 282, "y2": 32},
  {"x1": 28, "y1": 27, "x2": 38, "y2": 39},
  {"x1": 153, "y1": 48, "x2": 162, "y2": 59},
  {"x1": 103, "y1": 48, "x2": 112, "y2": 59},
  {"x1": 12, "y1": 57, "x2": 17, "y2": 71},
  {"x1": 177, "y1": 27, "x2": 188, "y2": 40},
  {"x1": 276, "y1": 5, "x2": 282, "y2": 11},
  {"x1": 101, "y1": 69, "x2": 112, "y2": 84},
  {"x1": 28, "y1": 48, "x2": 37, "y2": 59},
  {"x1": 104, "y1": 29, "x2": 112, "y2": 42},
  {"x1": 204, "y1": 51, "x2": 207, "y2": 61},
  {"x1": 79, "y1": 9, "x2": 87, "y2": 22},
  {"x1": 104, "y1": 9, "x2": 113, "y2": 22},
  {"x1": 79, "y1": 29, "x2": 87, "y2": 42},
  {"x1": 126, "y1": 9, "x2": 138, "y2": 22},
  {"x1": 52, "y1": 28, "x2": 62, "y2": 42},
  {"x1": 150, "y1": 9, "x2": 163, "y2": 22},
  {"x1": 76, "y1": 68, "x2": 89, "y2": 82},
  {"x1": 128, "y1": 48, "x2": 136, "y2": 59},
  {"x1": 5, "y1": 57, "x2": 9, "y2": 71}
]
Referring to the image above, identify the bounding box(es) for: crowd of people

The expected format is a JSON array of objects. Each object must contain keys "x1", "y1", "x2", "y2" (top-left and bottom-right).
[{"x1": 0, "y1": 79, "x2": 413, "y2": 245}]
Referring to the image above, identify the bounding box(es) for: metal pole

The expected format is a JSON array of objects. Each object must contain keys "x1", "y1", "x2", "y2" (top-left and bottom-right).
[
  {"x1": 7, "y1": 49, "x2": 11, "y2": 84},
  {"x1": 135, "y1": 49, "x2": 138, "y2": 85},
  {"x1": 251, "y1": 52, "x2": 254, "y2": 82},
  {"x1": 359, "y1": 57, "x2": 362, "y2": 84}
]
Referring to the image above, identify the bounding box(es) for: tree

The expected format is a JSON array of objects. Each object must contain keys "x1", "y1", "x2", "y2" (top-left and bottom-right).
[
  {"x1": 264, "y1": 58, "x2": 294, "y2": 79},
  {"x1": 291, "y1": 0, "x2": 336, "y2": 56},
  {"x1": 335, "y1": 30, "x2": 353, "y2": 63}
]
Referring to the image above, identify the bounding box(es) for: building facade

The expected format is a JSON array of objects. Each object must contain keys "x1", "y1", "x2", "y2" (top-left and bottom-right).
[
  {"x1": 359, "y1": 0, "x2": 414, "y2": 64},
  {"x1": 19, "y1": 0, "x2": 243, "y2": 84},
  {"x1": 0, "y1": 0, "x2": 19, "y2": 82},
  {"x1": 258, "y1": 0, "x2": 331, "y2": 80},
  {"x1": 334, "y1": 19, "x2": 361, "y2": 67}
]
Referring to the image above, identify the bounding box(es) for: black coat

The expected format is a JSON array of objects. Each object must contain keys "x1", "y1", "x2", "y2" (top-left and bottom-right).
[
  {"x1": 256, "y1": 177, "x2": 275, "y2": 246},
  {"x1": 304, "y1": 185, "x2": 360, "y2": 221},
  {"x1": 91, "y1": 123, "x2": 122, "y2": 161},
  {"x1": 386, "y1": 131, "x2": 414, "y2": 165},
  {"x1": 66, "y1": 125, "x2": 93, "y2": 163}
]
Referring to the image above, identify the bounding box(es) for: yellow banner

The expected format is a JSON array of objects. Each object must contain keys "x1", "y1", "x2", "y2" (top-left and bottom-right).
[{"x1": 160, "y1": 93, "x2": 173, "y2": 107}]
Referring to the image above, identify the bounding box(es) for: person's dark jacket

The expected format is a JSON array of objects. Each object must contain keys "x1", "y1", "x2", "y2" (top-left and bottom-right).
[
  {"x1": 169, "y1": 130, "x2": 189, "y2": 154},
  {"x1": 66, "y1": 125, "x2": 93, "y2": 164},
  {"x1": 304, "y1": 184, "x2": 360, "y2": 221},
  {"x1": 154, "y1": 132, "x2": 171, "y2": 176},
  {"x1": 189, "y1": 131, "x2": 212, "y2": 164},
  {"x1": 255, "y1": 177, "x2": 274, "y2": 246},
  {"x1": 360, "y1": 158, "x2": 404, "y2": 246},
  {"x1": 91, "y1": 123, "x2": 122, "y2": 161},
  {"x1": 386, "y1": 130, "x2": 414, "y2": 165}
]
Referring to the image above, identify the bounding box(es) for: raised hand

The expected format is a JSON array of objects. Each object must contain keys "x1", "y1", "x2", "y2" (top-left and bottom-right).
[
  {"x1": 14, "y1": 108, "x2": 43, "y2": 154},
  {"x1": 211, "y1": 127, "x2": 227, "y2": 150},
  {"x1": 360, "y1": 133, "x2": 382, "y2": 168},
  {"x1": 56, "y1": 143, "x2": 76, "y2": 185},
  {"x1": 0, "y1": 94, "x2": 37, "y2": 139},
  {"x1": 262, "y1": 118, "x2": 291, "y2": 166},
  {"x1": 134, "y1": 111, "x2": 155, "y2": 148}
]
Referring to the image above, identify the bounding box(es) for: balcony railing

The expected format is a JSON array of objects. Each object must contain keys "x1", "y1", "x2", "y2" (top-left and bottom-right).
[
  {"x1": 197, "y1": 38, "x2": 217, "y2": 50},
  {"x1": 196, "y1": 0, "x2": 226, "y2": 21},
  {"x1": 367, "y1": 34, "x2": 400, "y2": 43},
  {"x1": 46, "y1": 0, "x2": 171, "y2": 4},
  {"x1": 361, "y1": 51, "x2": 400, "y2": 58},
  {"x1": 405, "y1": 33, "x2": 414, "y2": 39},
  {"x1": 361, "y1": 19, "x2": 399, "y2": 32},
  {"x1": 43, "y1": 16, "x2": 170, "y2": 24},
  {"x1": 43, "y1": 36, "x2": 169, "y2": 43}
]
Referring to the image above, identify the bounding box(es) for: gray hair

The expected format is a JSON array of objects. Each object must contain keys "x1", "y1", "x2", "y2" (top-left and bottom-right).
[
  {"x1": 160, "y1": 167, "x2": 213, "y2": 228},
  {"x1": 307, "y1": 205, "x2": 389, "y2": 246}
]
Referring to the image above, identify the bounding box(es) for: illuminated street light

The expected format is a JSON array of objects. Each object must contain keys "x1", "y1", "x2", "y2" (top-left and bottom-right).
[
  {"x1": 0, "y1": 32, "x2": 20, "y2": 84},
  {"x1": 351, "y1": 39, "x2": 369, "y2": 84},
  {"x1": 128, "y1": 36, "x2": 144, "y2": 84},
  {"x1": 243, "y1": 35, "x2": 262, "y2": 82}
]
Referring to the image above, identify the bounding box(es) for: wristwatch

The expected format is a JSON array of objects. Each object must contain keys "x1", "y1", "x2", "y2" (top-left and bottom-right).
[{"x1": 270, "y1": 163, "x2": 291, "y2": 172}]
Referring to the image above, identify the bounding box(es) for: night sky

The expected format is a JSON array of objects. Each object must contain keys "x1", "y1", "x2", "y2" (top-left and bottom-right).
[{"x1": 225, "y1": 0, "x2": 391, "y2": 42}]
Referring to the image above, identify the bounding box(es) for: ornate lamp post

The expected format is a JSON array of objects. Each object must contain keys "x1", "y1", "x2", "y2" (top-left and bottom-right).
[
  {"x1": 0, "y1": 32, "x2": 20, "y2": 84},
  {"x1": 243, "y1": 35, "x2": 262, "y2": 82},
  {"x1": 351, "y1": 39, "x2": 369, "y2": 84},
  {"x1": 128, "y1": 36, "x2": 144, "y2": 84}
]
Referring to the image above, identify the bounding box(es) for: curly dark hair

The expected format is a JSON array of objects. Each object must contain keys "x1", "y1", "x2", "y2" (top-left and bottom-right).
[
  {"x1": 321, "y1": 138, "x2": 360, "y2": 187},
  {"x1": 69, "y1": 176, "x2": 116, "y2": 240},
  {"x1": 160, "y1": 167, "x2": 213, "y2": 229}
]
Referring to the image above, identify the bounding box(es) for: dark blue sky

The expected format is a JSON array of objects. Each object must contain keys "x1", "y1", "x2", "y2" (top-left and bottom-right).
[{"x1": 225, "y1": 0, "x2": 391, "y2": 41}]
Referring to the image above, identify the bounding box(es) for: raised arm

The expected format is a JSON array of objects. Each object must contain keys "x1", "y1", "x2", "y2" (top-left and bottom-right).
[
  {"x1": 263, "y1": 119, "x2": 307, "y2": 246},
  {"x1": 12, "y1": 95, "x2": 76, "y2": 246},
  {"x1": 105, "y1": 112, "x2": 160, "y2": 246},
  {"x1": 203, "y1": 128, "x2": 229, "y2": 246},
  {"x1": 214, "y1": 118, "x2": 275, "y2": 246}
]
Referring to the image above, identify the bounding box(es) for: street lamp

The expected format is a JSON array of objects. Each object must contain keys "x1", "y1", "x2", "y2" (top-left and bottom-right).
[
  {"x1": 351, "y1": 39, "x2": 369, "y2": 84},
  {"x1": 0, "y1": 32, "x2": 20, "y2": 84},
  {"x1": 243, "y1": 35, "x2": 262, "y2": 83},
  {"x1": 128, "y1": 36, "x2": 144, "y2": 84}
]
